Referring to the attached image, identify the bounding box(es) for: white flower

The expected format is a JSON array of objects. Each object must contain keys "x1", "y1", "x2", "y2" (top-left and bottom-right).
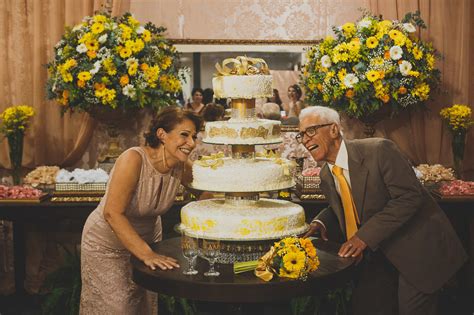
[
  {"x1": 72, "y1": 24, "x2": 83, "y2": 32},
  {"x1": 122, "y1": 84, "x2": 136, "y2": 98},
  {"x1": 98, "y1": 34, "x2": 108, "y2": 44},
  {"x1": 357, "y1": 18, "x2": 372, "y2": 30},
  {"x1": 389, "y1": 46, "x2": 403, "y2": 60},
  {"x1": 90, "y1": 61, "x2": 101, "y2": 75},
  {"x1": 57, "y1": 49, "x2": 63, "y2": 56},
  {"x1": 402, "y1": 23, "x2": 416, "y2": 33},
  {"x1": 55, "y1": 40, "x2": 65, "y2": 49},
  {"x1": 399, "y1": 60, "x2": 412, "y2": 76},
  {"x1": 136, "y1": 26, "x2": 145, "y2": 34},
  {"x1": 321, "y1": 55, "x2": 332, "y2": 68},
  {"x1": 76, "y1": 43, "x2": 88, "y2": 53},
  {"x1": 126, "y1": 57, "x2": 138, "y2": 68},
  {"x1": 343, "y1": 73, "x2": 359, "y2": 88}
]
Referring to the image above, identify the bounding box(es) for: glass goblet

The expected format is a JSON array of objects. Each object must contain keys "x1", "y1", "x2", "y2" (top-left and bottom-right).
[
  {"x1": 202, "y1": 239, "x2": 221, "y2": 277},
  {"x1": 181, "y1": 231, "x2": 199, "y2": 275}
]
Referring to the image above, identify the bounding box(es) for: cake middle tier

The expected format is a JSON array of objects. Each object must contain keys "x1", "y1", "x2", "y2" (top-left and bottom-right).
[
  {"x1": 192, "y1": 157, "x2": 295, "y2": 192},
  {"x1": 180, "y1": 198, "x2": 309, "y2": 240},
  {"x1": 203, "y1": 118, "x2": 282, "y2": 145}
]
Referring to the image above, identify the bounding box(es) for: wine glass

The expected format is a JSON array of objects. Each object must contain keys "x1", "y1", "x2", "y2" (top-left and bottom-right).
[
  {"x1": 181, "y1": 230, "x2": 199, "y2": 275},
  {"x1": 202, "y1": 239, "x2": 221, "y2": 277}
]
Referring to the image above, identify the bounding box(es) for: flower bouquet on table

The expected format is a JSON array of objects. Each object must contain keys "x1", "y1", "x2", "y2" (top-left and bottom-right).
[
  {"x1": 302, "y1": 11, "x2": 440, "y2": 134},
  {"x1": 234, "y1": 236, "x2": 320, "y2": 281},
  {"x1": 439, "y1": 104, "x2": 473, "y2": 178},
  {"x1": 46, "y1": 12, "x2": 183, "y2": 114},
  {"x1": 0, "y1": 105, "x2": 35, "y2": 184}
]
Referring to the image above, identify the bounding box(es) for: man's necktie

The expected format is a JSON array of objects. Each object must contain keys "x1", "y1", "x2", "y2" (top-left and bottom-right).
[{"x1": 332, "y1": 165, "x2": 359, "y2": 239}]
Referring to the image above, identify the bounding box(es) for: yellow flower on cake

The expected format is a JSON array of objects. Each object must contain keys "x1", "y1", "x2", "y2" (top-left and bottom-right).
[
  {"x1": 46, "y1": 12, "x2": 183, "y2": 113},
  {"x1": 302, "y1": 11, "x2": 440, "y2": 119}
]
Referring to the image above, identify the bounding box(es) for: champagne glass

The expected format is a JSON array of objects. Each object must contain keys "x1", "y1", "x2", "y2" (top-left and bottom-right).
[
  {"x1": 202, "y1": 239, "x2": 220, "y2": 277},
  {"x1": 181, "y1": 230, "x2": 199, "y2": 275}
]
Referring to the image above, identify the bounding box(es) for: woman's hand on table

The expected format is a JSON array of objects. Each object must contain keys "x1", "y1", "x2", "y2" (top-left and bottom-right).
[{"x1": 142, "y1": 252, "x2": 180, "y2": 271}]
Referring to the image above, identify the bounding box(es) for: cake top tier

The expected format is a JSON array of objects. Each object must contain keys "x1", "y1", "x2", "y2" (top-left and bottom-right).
[{"x1": 213, "y1": 56, "x2": 273, "y2": 99}]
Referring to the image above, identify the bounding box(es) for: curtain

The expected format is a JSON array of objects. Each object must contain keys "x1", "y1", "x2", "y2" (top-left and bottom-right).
[
  {"x1": 367, "y1": 0, "x2": 474, "y2": 179},
  {"x1": 0, "y1": 0, "x2": 130, "y2": 170}
]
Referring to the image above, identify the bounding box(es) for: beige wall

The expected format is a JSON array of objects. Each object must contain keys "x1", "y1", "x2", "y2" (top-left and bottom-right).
[{"x1": 130, "y1": 0, "x2": 370, "y2": 40}]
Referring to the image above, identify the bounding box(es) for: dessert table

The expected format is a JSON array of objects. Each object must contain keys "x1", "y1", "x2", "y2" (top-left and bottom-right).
[{"x1": 131, "y1": 237, "x2": 355, "y2": 307}]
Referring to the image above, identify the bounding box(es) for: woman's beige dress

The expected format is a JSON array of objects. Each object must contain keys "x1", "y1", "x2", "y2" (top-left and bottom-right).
[{"x1": 80, "y1": 147, "x2": 183, "y2": 314}]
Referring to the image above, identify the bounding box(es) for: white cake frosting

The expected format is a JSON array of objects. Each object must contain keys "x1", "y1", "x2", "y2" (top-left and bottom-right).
[
  {"x1": 192, "y1": 156, "x2": 295, "y2": 192},
  {"x1": 181, "y1": 198, "x2": 309, "y2": 240},
  {"x1": 213, "y1": 75, "x2": 273, "y2": 99},
  {"x1": 203, "y1": 118, "x2": 282, "y2": 145}
]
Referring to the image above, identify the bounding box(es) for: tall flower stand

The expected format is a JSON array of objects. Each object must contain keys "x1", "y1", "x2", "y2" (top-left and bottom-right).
[
  {"x1": 358, "y1": 106, "x2": 392, "y2": 138},
  {"x1": 89, "y1": 107, "x2": 140, "y2": 164},
  {"x1": 7, "y1": 131, "x2": 24, "y2": 185}
]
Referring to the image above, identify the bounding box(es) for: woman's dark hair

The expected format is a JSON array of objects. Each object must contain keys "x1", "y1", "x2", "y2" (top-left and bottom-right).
[
  {"x1": 202, "y1": 88, "x2": 214, "y2": 105},
  {"x1": 144, "y1": 106, "x2": 203, "y2": 148},
  {"x1": 290, "y1": 84, "x2": 303, "y2": 100},
  {"x1": 267, "y1": 88, "x2": 282, "y2": 107},
  {"x1": 202, "y1": 103, "x2": 225, "y2": 122},
  {"x1": 191, "y1": 87, "x2": 204, "y2": 97}
]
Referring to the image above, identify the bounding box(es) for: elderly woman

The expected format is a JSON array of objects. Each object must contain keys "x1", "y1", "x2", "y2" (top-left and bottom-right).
[{"x1": 80, "y1": 107, "x2": 203, "y2": 314}]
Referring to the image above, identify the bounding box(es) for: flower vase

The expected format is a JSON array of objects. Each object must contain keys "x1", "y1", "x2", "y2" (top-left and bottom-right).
[
  {"x1": 451, "y1": 130, "x2": 466, "y2": 179},
  {"x1": 7, "y1": 131, "x2": 24, "y2": 185}
]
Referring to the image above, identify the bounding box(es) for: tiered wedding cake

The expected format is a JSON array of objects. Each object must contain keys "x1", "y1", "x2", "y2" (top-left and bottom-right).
[{"x1": 180, "y1": 56, "x2": 309, "y2": 262}]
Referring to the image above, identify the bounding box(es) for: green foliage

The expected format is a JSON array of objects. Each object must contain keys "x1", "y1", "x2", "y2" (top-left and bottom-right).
[
  {"x1": 41, "y1": 245, "x2": 81, "y2": 315},
  {"x1": 158, "y1": 295, "x2": 198, "y2": 315},
  {"x1": 290, "y1": 282, "x2": 354, "y2": 315}
]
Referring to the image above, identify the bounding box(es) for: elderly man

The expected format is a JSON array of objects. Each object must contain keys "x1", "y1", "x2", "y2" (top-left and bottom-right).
[{"x1": 299, "y1": 106, "x2": 466, "y2": 314}]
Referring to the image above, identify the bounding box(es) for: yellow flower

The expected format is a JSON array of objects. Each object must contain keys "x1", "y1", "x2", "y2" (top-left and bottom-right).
[
  {"x1": 412, "y1": 83, "x2": 430, "y2": 100},
  {"x1": 342, "y1": 22, "x2": 356, "y2": 37},
  {"x1": 426, "y1": 53, "x2": 435, "y2": 70},
  {"x1": 85, "y1": 39, "x2": 99, "y2": 51},
  {"x1": 120, "y1": 24, "x2": 132, "y2": 40},
  {"x1": 91, "y1": 22, "x2": 104, "y2": 34},
  {"x1": 77, "y1": 71, "x2": 92, "y2": 81},
  {"x1": 133, "y1": 39, "x2": 145, "y2": 53},
  {"x1": 119, "y1": 47, "x2": 132, "y2": 58},
  {"x1": 93, "y1": 14, "x2": 107, "y2": 24},
  {"x1": 412, "y1": 46, "x2": 423, "y2": 60},
  {"x1": 366, "y1": 36, "x2": 379, "y2": 49},
  {"x1": 282, "y1": 251, "x2": 306, "y2": 272},
  {"x1": 128, "y1": 63, "x2": 138, "y2": 76},
  {"x1": 77, "y1": 80, "x2": 86, "y2": 88},
  {"x1": 440, "y1": 104, "x2": 473, "y2": 130},
  {"x1": 366, "y1": 70, "x2": 380, "y2": 82},
  {"x1": 142, "y1": 29, "x2": 152, "y2": 42}
]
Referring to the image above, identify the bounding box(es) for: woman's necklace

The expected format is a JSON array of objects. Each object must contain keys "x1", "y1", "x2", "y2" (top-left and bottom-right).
[{"x1": 162, "y1": 147, "x2": 171, "y2": 170}]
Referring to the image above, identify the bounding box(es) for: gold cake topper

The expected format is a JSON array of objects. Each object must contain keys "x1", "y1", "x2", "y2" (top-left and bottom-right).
[
  {"x1": 196, "y1": 152, "x2": 225, "y2": 169},
  {"x1": 215, "y1": 56, "x2": 270, "y2": 76}
]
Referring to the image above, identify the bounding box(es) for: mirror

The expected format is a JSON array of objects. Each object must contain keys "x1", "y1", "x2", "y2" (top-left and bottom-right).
[{"x1": 170, "y1": 39, "x2": 318, "y2": 129}]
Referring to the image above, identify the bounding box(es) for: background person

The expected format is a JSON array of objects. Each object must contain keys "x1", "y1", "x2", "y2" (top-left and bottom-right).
[
  {"x1": 299, "y1": 106, "x2": 467, "y2": 315},
  {"x1": 283, "y1": 84, "x2": 304, "y2": 118},
  {"x1": 185, "y1": 87, "x2": 205, "y2": 115},
  {"x1": 80, "y1": 107, "x2": 203, "y2": 314}
]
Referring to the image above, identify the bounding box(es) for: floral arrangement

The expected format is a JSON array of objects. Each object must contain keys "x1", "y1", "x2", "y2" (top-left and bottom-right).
[
  {"x1": 0, "y1": 105, "x2": 35, "y2": 136},
  {"x1": 236, "y1": 237, "x2": 319, "y2": 281},
  {"x1": 46, "y1": 12, "x2": 182, "y2": 113},
  {"x1": 302, "y1": 11, "x2": 440, "y2": 119},
  {"x1": 439, "y1": 104, "x2": 473, "y2": 132}
]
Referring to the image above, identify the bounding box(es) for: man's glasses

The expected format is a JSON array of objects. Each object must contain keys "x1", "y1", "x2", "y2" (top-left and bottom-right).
[{"x1": 295, "y1": 123, "x2": 333, "y2": 143}]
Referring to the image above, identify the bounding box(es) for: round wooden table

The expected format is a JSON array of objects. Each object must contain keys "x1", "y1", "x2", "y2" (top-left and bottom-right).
[{"x1": 132, "y1": 237, "x2": 355, "y2": 304}]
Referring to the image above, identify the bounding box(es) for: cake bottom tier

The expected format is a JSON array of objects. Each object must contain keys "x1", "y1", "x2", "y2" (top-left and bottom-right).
[{"x1": 180, "y1": 198, "x2": 309, "y2": 241}]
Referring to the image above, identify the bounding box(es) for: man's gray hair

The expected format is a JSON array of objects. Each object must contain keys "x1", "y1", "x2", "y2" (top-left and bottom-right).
[
  {"x1": 299, "y1": 106, "x2": 341, "y2": 126},
  {"x1": 261, "y1": 102, "x2": 282, "y2": 121}
]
